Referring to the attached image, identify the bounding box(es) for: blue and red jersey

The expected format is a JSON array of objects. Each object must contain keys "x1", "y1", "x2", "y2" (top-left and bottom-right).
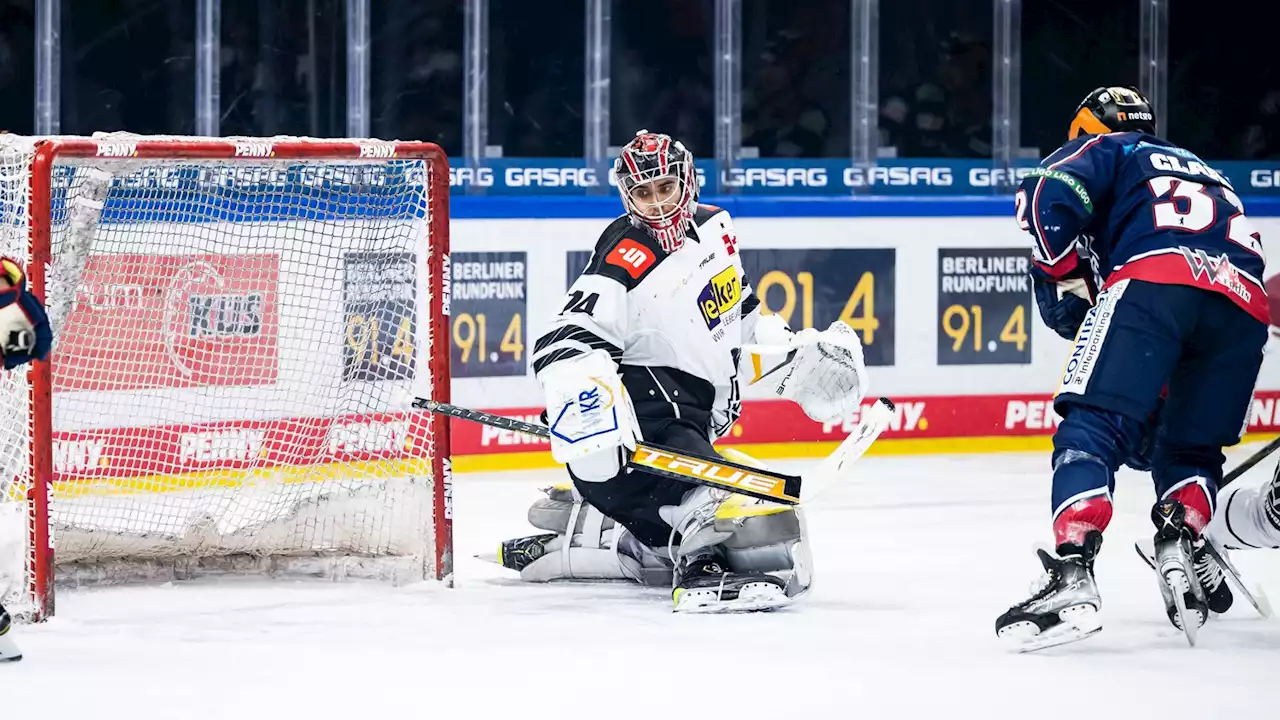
[{"x1": 1017, "y1": 132, "x2": 1268, "y2": 324}]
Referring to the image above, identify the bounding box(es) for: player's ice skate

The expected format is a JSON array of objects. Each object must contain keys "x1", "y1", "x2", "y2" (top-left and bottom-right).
[
  {"x1": 0, "y1": 603, "x2": 21, "y2": 662},
  {"x1": 1191, "y1": 539, "x2": 1233, "y2": 614},
  {"x1": 1134, "y1": 535, "x2": 1233, "y2": 615},
  {"x1": 996, "y1": 532, "x2": 1103, "y2": 652},
  {"x1": 1150, "y1": 500, "x2": 1208, "y2": 645}
]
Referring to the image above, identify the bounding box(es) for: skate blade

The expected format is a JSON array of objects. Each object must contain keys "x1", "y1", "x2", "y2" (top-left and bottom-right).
[
  {"x1": 1139, "y1": 541, "x2": 1211, "y2": 640},
  {"x1": 674, "y1": 584, "x2": 790, "y2": 614},
  {"x1": 1134, "y1": 539, "x2": 1157, "y2": 571},
  {"x1": 1204, "y1": 538, "x2": 1274, "y2": 619},
  {"x1": 998, "y1": 604, "x2": 1102, "y2": 653},
  {"x1": 1163, "y1": 569, "x2": 1202, "y2": 647}
]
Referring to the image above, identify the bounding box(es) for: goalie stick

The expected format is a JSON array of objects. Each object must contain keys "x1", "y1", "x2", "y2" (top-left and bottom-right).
[
  {"x1": 413, "y1": 396, "x2": 897, "y2": 506},
  {"x1": 1220, "y1": 434, "x2": 1280, "y2": 488}
]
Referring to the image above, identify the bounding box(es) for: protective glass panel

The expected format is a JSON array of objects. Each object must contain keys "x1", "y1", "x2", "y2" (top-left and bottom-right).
[
  {"x1": 370, "y1": 0, "x2": 463, "y2": 154},
  {"x1": 611, "y1": 0, "x2": 714, "y2": 156},
  {"x1": 880, "y1": 0, "x2": 992, "y2": 158},
  {"x1": 742, "y1": 0, "x2": 850, "y2": 158},
  {"x1": 61, "y1": 0, "x2": 195, "y2": 135}
]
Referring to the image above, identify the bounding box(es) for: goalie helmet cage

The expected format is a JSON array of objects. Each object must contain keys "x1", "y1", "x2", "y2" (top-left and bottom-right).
[{"x1": 0, "y1": 134, "x2": 454, "y2": 623}]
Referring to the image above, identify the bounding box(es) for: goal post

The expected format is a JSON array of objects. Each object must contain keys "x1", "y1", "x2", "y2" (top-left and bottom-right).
[{"x1": 0, "y1": 133, "x2": 454, "y2": 622}]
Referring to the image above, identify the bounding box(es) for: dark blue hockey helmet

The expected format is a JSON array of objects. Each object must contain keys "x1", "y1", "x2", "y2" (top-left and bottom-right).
[{"x1": 1069, "y1": 86, "x2": 1156, "y2": 140}]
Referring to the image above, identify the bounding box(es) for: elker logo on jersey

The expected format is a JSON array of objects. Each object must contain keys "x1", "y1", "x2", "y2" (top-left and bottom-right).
[{"x1": 698, "y1": 266, "x2": 741, "y2": 330}]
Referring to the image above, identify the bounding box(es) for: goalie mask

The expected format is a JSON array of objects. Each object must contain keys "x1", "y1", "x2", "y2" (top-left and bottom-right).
[
  {"x1": 1069, "y1": 86, "x2": 1156, "y2": 141},
  {"x1": 614, "y1": 130, "x2": 698, "y2": 253}
]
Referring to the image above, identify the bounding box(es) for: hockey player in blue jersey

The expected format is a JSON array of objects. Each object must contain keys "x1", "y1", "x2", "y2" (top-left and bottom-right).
[{"x1": 995, "y1": 86, "x2": 1269, "y2": 650}]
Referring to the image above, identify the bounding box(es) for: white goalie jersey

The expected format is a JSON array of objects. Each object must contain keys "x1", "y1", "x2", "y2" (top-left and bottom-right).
[{"x1": 532, "y1": 204, "x2": 770, "y2": 439}]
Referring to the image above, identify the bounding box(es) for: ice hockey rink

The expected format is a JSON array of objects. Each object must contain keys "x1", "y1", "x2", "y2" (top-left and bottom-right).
[{"x1": 9, "y1": 447, "x2": 1280, "y2": 719}]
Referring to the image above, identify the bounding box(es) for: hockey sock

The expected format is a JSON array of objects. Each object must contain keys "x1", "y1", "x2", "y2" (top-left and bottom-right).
[
  {"x1": 1165, "y1": 482, "x2": 1213, "y2": 537},
  {"x1": 1051, "y1": 449, "x2": 1115, "y2": 549},
  {"x1": 1054, "y1": 496, "x2": 1114, "y2": 549}
]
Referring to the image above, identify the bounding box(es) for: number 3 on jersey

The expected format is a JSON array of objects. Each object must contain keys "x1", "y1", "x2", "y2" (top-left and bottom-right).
[{"x1": 1148, "y1": 177, "x2": 1264, "y2": 258}]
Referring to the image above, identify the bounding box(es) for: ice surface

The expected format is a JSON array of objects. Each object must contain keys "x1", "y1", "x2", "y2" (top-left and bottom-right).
[{"x1": 7, "y1": 447, "x2": 1278, "y2": 719}]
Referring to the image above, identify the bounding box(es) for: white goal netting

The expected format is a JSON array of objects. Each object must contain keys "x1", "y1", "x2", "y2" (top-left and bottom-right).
[{"x1": 0, "y1": 133, "x2": 451, "y2": 620}]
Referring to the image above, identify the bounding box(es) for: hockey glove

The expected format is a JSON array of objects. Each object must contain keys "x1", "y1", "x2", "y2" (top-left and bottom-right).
[
  {"x1": 0, "y1": 258, "x2": 53, "y2": 370},
  {"x1": 1124, "y1": 393, "x2": 1167, "y2": 473},
  {"x1": 1031, "y1": 266, "x2": 1097, "y2": 341}
]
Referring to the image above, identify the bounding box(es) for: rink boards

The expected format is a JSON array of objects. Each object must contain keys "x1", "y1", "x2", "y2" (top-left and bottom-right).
[
  {"x1": 34, "y1": 197, "x2": 1280, "y2": 484},
  {"x1": 445, "y1": 199, "x2": 1280, "y2": 469}
]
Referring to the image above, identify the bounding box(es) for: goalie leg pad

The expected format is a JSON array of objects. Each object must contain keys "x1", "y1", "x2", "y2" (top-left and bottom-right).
[
  {"x1": 509, "y1": 485, "x2": 673, "y2": 585},
  {"x1": 0, "y1": 605, "x2": 20, "y2": 662},
  {"x1": 1208, "y1": 480, "x2": 1280, "y2": 550},
  {"x1": 660, "y1": 454, "x2": 813, "y2": 598}
]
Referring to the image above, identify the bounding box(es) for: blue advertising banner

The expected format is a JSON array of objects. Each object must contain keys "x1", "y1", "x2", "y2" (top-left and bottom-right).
[
  {"x1": 342, "y1": 252, "x2": 417, "y2": 382},
  {"x1": 448, "y1": 158, "x2": 1280, "y2": 197},
  {"x1": 8, "y1": 158, "x2": 1276, "y2": 227},
  {"x1": 936, "y1": 249, "x2": 1032, "y2": 366},
  {"x1": 449, "y1": 252, "x2": 528, "y2": 378}
]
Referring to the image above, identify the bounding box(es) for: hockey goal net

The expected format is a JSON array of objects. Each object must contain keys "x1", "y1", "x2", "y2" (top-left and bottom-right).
[{"x1": 0, "y1": 133, "x2": 453, "y2": 622}]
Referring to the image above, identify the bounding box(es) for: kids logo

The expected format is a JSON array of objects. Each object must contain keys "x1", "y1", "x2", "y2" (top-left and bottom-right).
[{"x1": 697, "y1": 266, "x2": 741, "y2": 329}]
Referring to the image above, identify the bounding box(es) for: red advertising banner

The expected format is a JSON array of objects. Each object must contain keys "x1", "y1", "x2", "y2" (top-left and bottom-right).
[
  {"x1": 449, "y1": 391, "x2": 1280, "y2": 456},
  {"x1": 51, "y1": 411, "x2": 432, "y2": 481},
  {"x1": 44, "y1": 392, "x2": 1280, "y2": 483},
  {"x1": 54, "y1": 254, "x2": 280, "y2": 391}
]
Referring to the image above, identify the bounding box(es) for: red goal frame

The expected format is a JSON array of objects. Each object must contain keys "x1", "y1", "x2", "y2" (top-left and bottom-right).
[{"x1": 20, "y1": 138, "x2": 453, "y2": 621}]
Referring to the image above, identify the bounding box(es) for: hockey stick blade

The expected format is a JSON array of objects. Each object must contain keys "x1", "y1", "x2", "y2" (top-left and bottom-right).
[
  {"x1": 800, "y1": 397, "x2": 896, "y2": 502},
  {"x1": 413, "y1": 398, "x2": 803, "y2": 505}
]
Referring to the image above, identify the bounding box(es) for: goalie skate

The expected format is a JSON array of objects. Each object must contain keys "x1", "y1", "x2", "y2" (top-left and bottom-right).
[
  {"x1": 672, "y1": 558, "x2": 790, "y2": 614},
  {"x1": 0, "y1": 604, "x2": 21, "y2": 662},
  {"x1": 496, "y1": 533, "x2": 559, "y2": 572},
  {"x1": 996, "y1": 532, "x2": 1103, "y2": 652}
]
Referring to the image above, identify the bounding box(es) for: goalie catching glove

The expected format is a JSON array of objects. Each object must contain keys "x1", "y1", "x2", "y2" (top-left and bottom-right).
[
  {"x1": 748, "y1": 316, "x2": 868, "y2": 424},
  {"x1": 0, "y1": 258, "x2": 53, "y2": 370}
]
